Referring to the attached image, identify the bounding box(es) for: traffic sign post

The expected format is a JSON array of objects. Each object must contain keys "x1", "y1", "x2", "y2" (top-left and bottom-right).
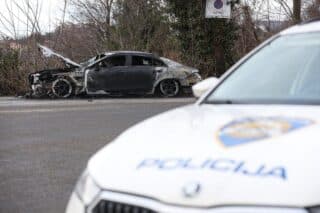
[{"x1": 205, "y1": 0, "x2": 240, "y2": 19}]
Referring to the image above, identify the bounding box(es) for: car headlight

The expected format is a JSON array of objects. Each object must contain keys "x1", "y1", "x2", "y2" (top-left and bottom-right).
[
  {"x1": 186, "y1": 72, "x2": 202, "y2": 84},
  {"x1": 75, "y1": 169, "x2": 101, "y2": 205}
]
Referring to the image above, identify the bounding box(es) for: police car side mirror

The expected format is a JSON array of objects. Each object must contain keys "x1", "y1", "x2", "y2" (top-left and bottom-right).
[{"x1": 192, "y1": 77, "x2": 219, "y2": 98}]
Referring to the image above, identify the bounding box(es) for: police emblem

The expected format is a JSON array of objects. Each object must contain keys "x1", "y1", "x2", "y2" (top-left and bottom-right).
[
  {"x1": 219, "y1": 117, "x2": 313, "y2": 147},
  {"x1": 183, "y1": 182, "x2": 201, "y2": 198}
]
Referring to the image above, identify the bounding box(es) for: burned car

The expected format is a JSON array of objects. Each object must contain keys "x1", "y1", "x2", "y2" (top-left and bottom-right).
[{"x1": 28, "y1": 45, "x2": 202, "y2": 98}]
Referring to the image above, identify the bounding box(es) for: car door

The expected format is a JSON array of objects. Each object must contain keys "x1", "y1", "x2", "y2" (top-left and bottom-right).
[
  {"x1": 126, "y1": 55, "x2": 157, "y2": 92},
  {"x1": 101, "y1": 55, "x2": 129, "y2": 92},
  {"x1": 87, "y1": 54, "x2": 129, "y2": 92}
]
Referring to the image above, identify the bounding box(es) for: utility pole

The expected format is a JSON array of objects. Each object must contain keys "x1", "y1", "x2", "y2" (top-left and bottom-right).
[
  {"x1": 293, "y1": 0, "x2": 301, "y2": 23},
  {"x1": 203, "y1": 0, "x2": 239, "y2": 76}
]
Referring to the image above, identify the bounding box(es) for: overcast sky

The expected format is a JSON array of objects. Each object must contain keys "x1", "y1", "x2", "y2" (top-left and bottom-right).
[{"x1": 0, "y1": 0, "x2": 71, "y2": 38}]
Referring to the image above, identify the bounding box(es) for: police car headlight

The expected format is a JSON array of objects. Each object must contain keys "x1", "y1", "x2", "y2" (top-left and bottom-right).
[{"x1": 75, "y1": 169, "x2": 101, "y2": 205}]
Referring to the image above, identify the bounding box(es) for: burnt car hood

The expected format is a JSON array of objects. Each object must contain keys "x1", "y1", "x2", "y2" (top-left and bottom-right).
[{"x1": 38, "y1": 44, "x2": 81, "y2": 68}]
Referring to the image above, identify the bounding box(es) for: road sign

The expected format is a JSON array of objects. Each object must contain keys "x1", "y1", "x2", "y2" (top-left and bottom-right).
[{"x1": 205, "y1": 0, "x2": 231, "y2": 19}]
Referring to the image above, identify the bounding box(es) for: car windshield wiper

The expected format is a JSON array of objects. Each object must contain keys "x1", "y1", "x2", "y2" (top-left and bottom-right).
[
  {"x1": 203, "y1": 99, "x2": 236, "y2": 105},
  {"x1": 203, "y1": 98, "x2": 320, "y2": 105}
]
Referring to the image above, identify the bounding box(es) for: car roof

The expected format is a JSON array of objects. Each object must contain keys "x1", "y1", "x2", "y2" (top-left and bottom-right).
[
  {"x1": 281, "y1": 20, "x2": 320, "y2": 35},
  {"x1": 104, "y1": 51, "x2": 155, "y2": 57}
]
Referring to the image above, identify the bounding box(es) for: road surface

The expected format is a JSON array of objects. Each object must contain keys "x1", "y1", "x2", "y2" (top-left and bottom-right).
[{"x1": 0, "y1": 97, "x2": 195, "y2": 213}]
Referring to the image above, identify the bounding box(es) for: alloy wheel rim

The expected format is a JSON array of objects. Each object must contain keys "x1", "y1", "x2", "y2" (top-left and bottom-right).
[
  {"x1": 52, "y1": 79, "x2": 72, "y2": 98},
  {"x1": 160, "y1": 80, "x2": 179, "y2": 97}
]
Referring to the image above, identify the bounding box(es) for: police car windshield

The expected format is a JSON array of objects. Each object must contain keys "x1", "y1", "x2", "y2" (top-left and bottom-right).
[{"x1": 206, "y1": 33, "x2": 320, "y2": 105}]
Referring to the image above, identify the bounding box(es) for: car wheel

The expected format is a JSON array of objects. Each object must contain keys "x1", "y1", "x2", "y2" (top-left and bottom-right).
[
  {"x1": 52, "y1": 78, "x2": 73, "y2": 98},
  {"x1": 159, "y1": 79, "x2": 180, "y2": 97}
]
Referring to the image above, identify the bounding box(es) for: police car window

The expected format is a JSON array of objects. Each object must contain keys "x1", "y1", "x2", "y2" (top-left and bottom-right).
[
  {"x1": 206, "y1": 33, "x2": 320, "y2": 103},
  {"x1": 294, "y1": 49, "x2": 320, "y2": 97},
  {"x1": 132, "y1": 56, "x2": 153, "y2": 66},
  {"x1": 102, "y1": 55, "x2": 126, "y2": 67}
]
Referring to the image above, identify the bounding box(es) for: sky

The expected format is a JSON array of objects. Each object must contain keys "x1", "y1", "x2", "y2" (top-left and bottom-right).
[{"x1": 0, "y1": 0, "x2": 71, "y2": 38}]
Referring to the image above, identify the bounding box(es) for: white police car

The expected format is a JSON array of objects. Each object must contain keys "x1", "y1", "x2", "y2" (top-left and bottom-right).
[{"x1": 66, "y1": 21, "x2": 320, "y2": 213}]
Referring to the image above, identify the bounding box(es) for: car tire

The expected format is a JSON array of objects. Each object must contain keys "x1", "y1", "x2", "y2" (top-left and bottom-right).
[
  {"x1": 158, "y1": 79, "x2": 180, "y2": 97},
  {"x1": 52, "y1": 78, "x2": 74, "y2": 98}
]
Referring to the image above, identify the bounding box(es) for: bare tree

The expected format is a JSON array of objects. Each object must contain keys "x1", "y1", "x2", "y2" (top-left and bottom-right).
[
  {"x1": 70, "y1": 0, "x2": 115, "y2": 44},
  {"x1": 0, "y1": 0, "x2": 75, "y2": 95},
  {"x1": 304, "y1": 0, "x2": 320, "y2": 19},
  {"x1": 0, "y1": 0, "x2": 43, "y2": 39}
]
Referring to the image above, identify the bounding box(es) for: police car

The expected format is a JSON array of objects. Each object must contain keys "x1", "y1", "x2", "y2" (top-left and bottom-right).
[{"x1": 66, "y1": 21, "x2": 320, "y2": 213}]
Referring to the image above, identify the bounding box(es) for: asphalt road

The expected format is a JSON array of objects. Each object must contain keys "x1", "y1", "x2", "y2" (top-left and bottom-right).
[{"x1": 0, "y1": 97, "x2": 195, "y2": 213}]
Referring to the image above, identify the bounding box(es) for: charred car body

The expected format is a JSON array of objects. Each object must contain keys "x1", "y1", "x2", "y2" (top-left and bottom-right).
[{"x1": 28, "y1": 45, "x2": 202, "y2": 98}]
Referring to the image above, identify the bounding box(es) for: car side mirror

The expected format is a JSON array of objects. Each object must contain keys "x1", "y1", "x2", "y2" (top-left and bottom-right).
[{"x1": 192, "y1": 77, "x2": 219, "y2": 98}]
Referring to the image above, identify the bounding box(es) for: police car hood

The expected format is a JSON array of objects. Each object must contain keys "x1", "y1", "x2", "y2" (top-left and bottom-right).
[{"x1": 88, "y1": 104, "x2": 320, "y2": 207}]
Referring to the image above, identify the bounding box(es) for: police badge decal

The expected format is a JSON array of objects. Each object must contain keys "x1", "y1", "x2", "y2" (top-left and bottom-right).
[{"x1": 219, "y1": 117, "x2": 313, "y2": 147}]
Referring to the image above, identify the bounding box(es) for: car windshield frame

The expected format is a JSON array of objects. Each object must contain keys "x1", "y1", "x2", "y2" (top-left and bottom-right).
[{"x1": 201, "y1": 32, "x2": 320, "y2": 106}]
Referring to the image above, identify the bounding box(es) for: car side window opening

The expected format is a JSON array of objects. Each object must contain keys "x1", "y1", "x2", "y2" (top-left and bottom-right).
[
  {"x1": 132, "y1": 56, "x2": 154, "y2": 66},
  {"x1": 100, "y1": 55, "x2": 126, "y2": 68},
  {"x1": 152, "y1": 59, "x2": 166, "y2": 67}
]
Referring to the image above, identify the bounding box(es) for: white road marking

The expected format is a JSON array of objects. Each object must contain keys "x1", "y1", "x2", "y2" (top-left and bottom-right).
[
  {"x1": 0, "y1": 106, "x2": 110, "y2": 114},
  {"x1": 0, "y1": 98, "x2": 195, "y2": 114},
  {"x1": 0, "y1": 98, "x2": 194, "y2": 106}
]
